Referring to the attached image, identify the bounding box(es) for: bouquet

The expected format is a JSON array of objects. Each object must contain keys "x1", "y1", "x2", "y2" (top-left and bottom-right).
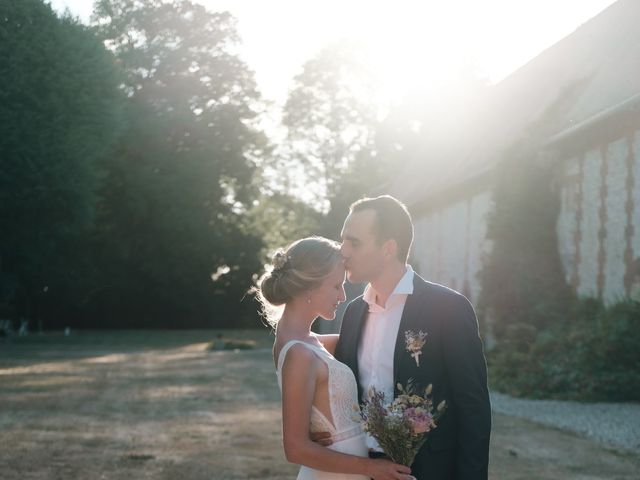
[{"x1": 360, "y1": 381, "x2": 446, "y2": 468}]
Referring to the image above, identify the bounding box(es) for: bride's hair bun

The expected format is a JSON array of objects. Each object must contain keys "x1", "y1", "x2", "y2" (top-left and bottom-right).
[{"x1": 255, "y1": 236, "x2": 341, "y2": 326}]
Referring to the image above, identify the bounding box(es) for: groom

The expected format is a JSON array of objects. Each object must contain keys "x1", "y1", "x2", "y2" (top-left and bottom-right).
[{"x1": 334, "y1": 195, "x2": 491, "y2": 480}]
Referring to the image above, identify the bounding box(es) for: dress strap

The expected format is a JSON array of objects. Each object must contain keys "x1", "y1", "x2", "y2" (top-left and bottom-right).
[{"x1": 276, "y1": 340, "x2": 307, "y2": 373}]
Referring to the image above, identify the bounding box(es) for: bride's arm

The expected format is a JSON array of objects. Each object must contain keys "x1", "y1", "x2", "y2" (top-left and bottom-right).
[
  {"x1": 281, "y1": 345, "x2": 410, "y2": 480},
  {"x1": 314, "y1": 334, "x2": 339, "y2": 355}
]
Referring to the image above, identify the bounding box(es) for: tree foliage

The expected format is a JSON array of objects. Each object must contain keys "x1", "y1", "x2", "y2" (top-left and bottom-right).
[
  {"x1": 490, "y1": 297, "x2": 640, "y2": 401},
  {"x1": 245, "y1": 193, "x2": 323, "y2": 258},
  {"x1": 280, "y1": 42, "x2": 380, "y2": 223},
  {"x1": 83, "y1": 0, "x2": 267, "y2": 328},
  {"x1": 0, "y1": 0, "x2": 123, "y2": 321},
  {"x1": 479, "y1": 143, "x2": 572, "y2": 339}
]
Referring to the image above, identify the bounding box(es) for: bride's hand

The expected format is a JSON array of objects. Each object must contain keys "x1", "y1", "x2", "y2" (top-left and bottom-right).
[{"x1": 366, "y1": 458, "x2": 412, "y2": 480}]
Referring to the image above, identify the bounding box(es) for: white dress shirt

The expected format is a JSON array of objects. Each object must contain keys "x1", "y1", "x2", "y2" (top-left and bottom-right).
[{"x1": 358, "y1": 265, "x2": 414, "y2": 451}]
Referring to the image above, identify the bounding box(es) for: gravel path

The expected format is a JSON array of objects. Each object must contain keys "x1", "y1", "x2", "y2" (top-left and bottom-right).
[{"x1": 490, "y1": 392, "x2": 640, "y2": 453}]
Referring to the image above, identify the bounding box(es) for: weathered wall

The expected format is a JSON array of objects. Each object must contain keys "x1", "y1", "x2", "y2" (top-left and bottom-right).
[
  {"x1": 411, "y1": 130, "x2": 639, "y2": 307},
  {"x1": 556, "y1": 131, "x2": 639, "y2": 304},
  {"x1": 412, "y1": 191, "x2": 492, "y2": 305}
]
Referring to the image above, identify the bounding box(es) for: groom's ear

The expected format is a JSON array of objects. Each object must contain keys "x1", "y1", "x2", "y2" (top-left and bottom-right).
[{"x1": 382, "y1": 238, "x2": 398, "y2": 260}]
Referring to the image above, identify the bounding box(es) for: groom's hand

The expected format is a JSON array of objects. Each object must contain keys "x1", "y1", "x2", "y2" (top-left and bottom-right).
[{"x1": 309, "y1": 431, "x2": 333, "y2": 446}]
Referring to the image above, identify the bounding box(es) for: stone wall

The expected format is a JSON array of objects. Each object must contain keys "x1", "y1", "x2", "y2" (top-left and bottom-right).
[
  {"x1": 632, "y1": 132, "x2": 640, "y2": 296},
  {"x1": 411, "y1": 130, "x2": 640, "y2": 307},
  {"x1": 412, "y1": 191, "x2": 493, "y2": 305},
  {"x1": 556, "y1": 131, "x2": 640, "y2": 304}
]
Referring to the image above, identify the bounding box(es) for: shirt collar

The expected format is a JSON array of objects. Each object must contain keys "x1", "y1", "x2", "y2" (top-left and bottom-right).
[{"x1": 363, "y1": 265, "x2": 415, "y2": 307}]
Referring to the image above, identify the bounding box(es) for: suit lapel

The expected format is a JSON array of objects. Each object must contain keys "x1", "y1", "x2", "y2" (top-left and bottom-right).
[
  {"x1": 393, "y1": 276, "x2": 427, "y2": 388},
  {"x1": 345, "y1": 299, "x2": 368, "y2": 402}
]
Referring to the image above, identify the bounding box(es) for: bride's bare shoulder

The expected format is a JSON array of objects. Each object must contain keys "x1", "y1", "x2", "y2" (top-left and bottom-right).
[
  {"x1": 274, "y1": 338, "x2": 313, "y2": 367},
  {"x1": 278, "y1": 341, "x2": 319, "y2": 375}
]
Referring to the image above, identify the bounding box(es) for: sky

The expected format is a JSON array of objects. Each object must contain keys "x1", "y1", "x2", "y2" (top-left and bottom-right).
[{"x1": 49, "y1": 0, "x2": 617, "y2": 107}]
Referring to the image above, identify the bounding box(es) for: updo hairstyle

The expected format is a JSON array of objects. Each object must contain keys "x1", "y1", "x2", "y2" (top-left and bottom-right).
[{"x1": 256, "y1": 236, "x2": 341, "y2": 326}]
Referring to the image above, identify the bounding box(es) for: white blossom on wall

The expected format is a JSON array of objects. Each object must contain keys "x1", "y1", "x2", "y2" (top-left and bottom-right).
[
  {"x1": 603, "y1": 138, "x2": 628, "y2": 303},
  {"x1": 577, "y1": 149, "x2": 601, "y2": 297}
]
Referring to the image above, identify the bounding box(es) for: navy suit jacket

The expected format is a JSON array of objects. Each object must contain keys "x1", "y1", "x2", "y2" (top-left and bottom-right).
[{"x1": 334, "y1": 273, "x2": 491, "y2": 480}]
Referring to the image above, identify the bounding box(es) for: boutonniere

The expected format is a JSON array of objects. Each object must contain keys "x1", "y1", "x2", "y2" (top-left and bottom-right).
[{"x1": 405, "y1": 330, "x2": 428, "y2": 367}]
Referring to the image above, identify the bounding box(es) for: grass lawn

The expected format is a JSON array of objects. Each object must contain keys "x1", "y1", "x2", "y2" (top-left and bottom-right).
[{"x1": 0, "y1": 329, "x2": 638, "y2": 479}]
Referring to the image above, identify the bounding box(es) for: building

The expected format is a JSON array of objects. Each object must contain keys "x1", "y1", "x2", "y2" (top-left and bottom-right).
[{"x1": 388, "y1": 0, "x2": 640, "y2": 307}]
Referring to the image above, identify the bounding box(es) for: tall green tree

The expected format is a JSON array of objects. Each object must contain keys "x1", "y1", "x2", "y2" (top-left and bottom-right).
[
  {"x1": 0, "y1": 0, "x2": 123, "y2": 324},
  {"x1": 246, "y1": 193, "x2": 323, "y2": 258},
  {"x1": 280, "y1": 42, "x2": 380, "y2": 236},
  {"x1": 89, "y1": 0, "x2": 267, "y2": 327},
  {"x1": 479, "y1": 83, "x2": 588, "y2": 340},
  {"x1": 478, "y1": 143, "x2": 572, "y2": 340}
]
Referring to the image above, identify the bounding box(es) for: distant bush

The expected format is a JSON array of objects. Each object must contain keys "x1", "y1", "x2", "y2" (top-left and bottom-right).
[
  {"x1": 207, "y1": 337, "x2": 257, "y2": 351},
  {"x1": 478, "y1": 128, "x2": 640, "y2": 401},
  {"x1": 489, "y1": 298, "x2": 640, "y2": 401}
]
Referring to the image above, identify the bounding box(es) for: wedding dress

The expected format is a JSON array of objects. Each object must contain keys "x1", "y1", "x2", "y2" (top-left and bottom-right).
[{"x1": 276, "y1": 340, "x2": 369, "y2": 480}]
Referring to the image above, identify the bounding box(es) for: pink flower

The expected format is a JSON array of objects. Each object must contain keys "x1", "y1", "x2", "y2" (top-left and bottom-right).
[{"x1": 404, "y1": 407, "x2": 434, "y2": 434}]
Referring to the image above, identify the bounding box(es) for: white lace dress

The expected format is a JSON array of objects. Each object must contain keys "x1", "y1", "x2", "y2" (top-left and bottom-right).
[{"x1": 276, "y1": 340, "x2": 369, "y2": 480}]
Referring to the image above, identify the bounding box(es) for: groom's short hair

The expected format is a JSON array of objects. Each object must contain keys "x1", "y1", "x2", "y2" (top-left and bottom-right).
[{"x1": 350, "y1": 195, "x2": 414, "y2": 263}]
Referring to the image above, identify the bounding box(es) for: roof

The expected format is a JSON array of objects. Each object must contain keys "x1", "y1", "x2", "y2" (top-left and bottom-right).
[{"x1": 388, "y1": 0, "x2": 640, "y2": 210}]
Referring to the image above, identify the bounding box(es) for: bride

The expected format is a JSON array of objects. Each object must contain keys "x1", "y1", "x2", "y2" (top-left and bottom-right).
[{"x1": 256, "y1": 236, "x2": 411, "y2": 480}]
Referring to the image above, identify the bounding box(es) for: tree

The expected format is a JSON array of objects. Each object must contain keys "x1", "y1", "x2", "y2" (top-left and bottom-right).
[
  {"x1": 478, "y1": 83, "x2": 588, "y2": 341},
  {"x1": 0, "y1": 0, "x2": 123, "y2": 325},
  {"x1": 478, "y1": 143, "x2": 572, "y2": 339},
  {"x1": 246, "y1": 193, "x2": 323, "y2": 259},
  {"x1": 88, "y1": 0, "x2": 267, "y2": 327},
  {"x1": 280, "y1": 42, "x2": 380, "y2": 228}
]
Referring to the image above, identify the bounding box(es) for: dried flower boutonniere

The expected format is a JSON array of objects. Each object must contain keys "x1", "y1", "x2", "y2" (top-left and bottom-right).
[{"x1": 405, "y1": 330, "x2": 428, "y2": 367}]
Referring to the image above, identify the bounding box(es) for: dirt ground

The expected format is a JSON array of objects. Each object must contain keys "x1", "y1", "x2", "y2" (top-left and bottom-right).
[{"x1": 0, "y1": 330, "x2": 638, "y2": 480}]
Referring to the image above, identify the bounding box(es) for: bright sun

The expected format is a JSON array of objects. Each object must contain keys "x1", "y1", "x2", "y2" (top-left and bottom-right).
[
  {"x1": 50, "y1": 0, "x2": 617, "y2": 108},
  {"x1": 208, "y1": 0, "x2": 616, "y2": 107}
]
